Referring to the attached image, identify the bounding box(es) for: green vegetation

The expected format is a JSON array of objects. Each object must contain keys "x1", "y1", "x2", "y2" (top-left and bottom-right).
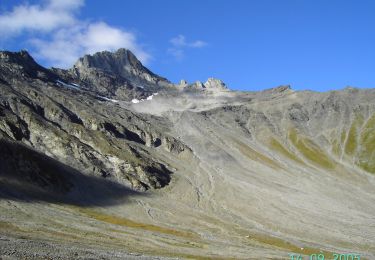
[
  {"x1": 344, "y1": 114, "x2": 364, "y2": 156},
  {"x1": 340, "y1": 130, "x2": 347, "y2": 145},
  {"x1": 78, "y1": 127, "x2": 142, "y2": 165},
  {"x1": 78, "y1": 208, "x2": 198, "y2": 239},
  {"x1": 233, "y1": 139, "x2": 282, "y2": 169},
  {"x1": 246, "y1": 233, "x2": 334, "y2": 257},
  {"x1": 289, "y1": 129, "x2": 335, "y2": 169},
  {"x1": 358, "y1": 113, "x2": 375, "y2": 173},
  {"x1": 74, "y1": 207, "x2": 345, "y2": 260},
  {"x1": 269, "y1": 137, "x2": 305, "y2": 165},
  {"x1": 331, "y1": 138, "x2": 341, "y2": 156},
  {"x1": 0, "y1": 221, "x2": 23, "y2": 232},
  {"x1": 329, "y1": 129, "x2": 348, "y2": 157}
]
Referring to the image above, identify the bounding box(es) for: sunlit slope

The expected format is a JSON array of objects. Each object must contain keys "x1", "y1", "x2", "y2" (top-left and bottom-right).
[
  {"x1": 1, "y1": 83, "x2": 375, "y2": 259},
  {"x1": 125, "y1": 86, "x2": 375, "y2": 258}
]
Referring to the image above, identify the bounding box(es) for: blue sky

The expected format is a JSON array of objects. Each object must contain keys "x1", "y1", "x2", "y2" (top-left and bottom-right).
[{"x1": 1, "y1": 0, "x2": 374, "y2": 91}]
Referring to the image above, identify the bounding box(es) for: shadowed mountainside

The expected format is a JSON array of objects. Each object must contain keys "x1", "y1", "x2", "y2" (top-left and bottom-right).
[{"x1": 0, "y1": 138, "x2": 143, "y2": 206}]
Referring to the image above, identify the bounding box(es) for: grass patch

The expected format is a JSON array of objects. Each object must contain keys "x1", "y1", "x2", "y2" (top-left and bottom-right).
[
  {"x1": 269, "y1": 137, "x2": 305, "y2": 165},
  {"x1": 78, "y1": 208, "x2": 198, "y2": 239},
  {"x1": 89, "y1": 130, "x2": 141, "y2": 164},
  {"x1": 344, "y1": 114, "x2": 364, "y2": 156},
  {"x1": 232, "y1": 227, "x2": 337, "y2": 258},
  {"x1": 331, "y1": 138, "x2": 341, "y2": 156},
  {"x1": 289, "y1": 129, "x2": 335, "y2": 169},
  {"x1": 0, "y1": 221, "x2": 23, "y2": 232},
  {"x1": 246, "y1": 233, "x2": 335, "y2": 258},
  {"x1": 340, "y1": 130, "x2": 347, "y2": 145},
  {"x1": 233, "y1": 139, "x2": 282, "y2": 170},
  {"x1": 146, "y1": 251, "x2": 239, "y2": 260},
  {"x1": 358, "y1": 113, "x2": 375, "y2": 173}
]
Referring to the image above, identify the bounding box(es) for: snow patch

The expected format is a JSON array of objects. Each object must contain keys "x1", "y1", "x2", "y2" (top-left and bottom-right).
[
  {"x1": 98, "y1": 95, "x2": 119, "y2": 103},
  {"x1": 56, "y1": 80, "x2": 80, "y2": 90},
  {"x1": 132, "y1": 93, "x2": 158, "y2": 104},
  {"x1": 146, "y1": 92, "x2": 158, "y2": 100}
]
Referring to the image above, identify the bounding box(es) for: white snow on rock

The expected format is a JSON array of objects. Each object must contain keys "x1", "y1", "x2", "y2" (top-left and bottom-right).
[
  {"x1": 132, "y1": 93, "x2": 158, "y2": 104},
  {"x1": 98, "y1": 95, "x2": 119, "y2": 103},
  {"x1": 105, "y1": 98, "x2": 119, "y2": 103},
  {"x1": 146, "y1": 93, "x2": 159, "y2": 100},
  {"x1": 56, "y1": 80, "x2": 80, "y2": 90}
]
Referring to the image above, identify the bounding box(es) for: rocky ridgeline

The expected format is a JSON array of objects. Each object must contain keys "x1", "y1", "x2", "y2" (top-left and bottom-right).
[
  {"x1": 73, "y1": 48, "x2": 168, "y2": 86},
  {"x1": 0, "y1": 49, "x2": 192, "y2": 194},
  {"x1": 178, "y1": 78, "x2": 228, "y2": 91},
  {"x1": 1, "y1": 48, "x2": 375, "y2": 197},
  {"x1": 0, "y1": 50, "x2": 57, "y2": 82},
  {"x1": 50, "y1": 48, "x2": 172, "y2": 101}
]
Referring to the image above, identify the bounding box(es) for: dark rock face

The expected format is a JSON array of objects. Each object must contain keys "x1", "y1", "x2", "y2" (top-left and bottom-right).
[
  {"x1": 0, "y1": 49, "x2": 190, "y2": 192},
  {"x1": 0, "y1": 50, "x2": 57, "y2": 82},
  {"x1": 0, "y1": 138, "x2": 74, "y2": 195}
]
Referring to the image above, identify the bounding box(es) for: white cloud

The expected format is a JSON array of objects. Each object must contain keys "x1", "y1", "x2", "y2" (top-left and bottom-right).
[
  {"x1": 168, "y1": 34, "x2": 207, "y2": 60},
  {"x1": 82, "y1": 22, "x2": 150, "y2": 63},
  {"x1": 170, "y1": 35, "x2": 186, "y2": 47},
  {"x1": 190, "y1": 40, "x2": 207, "y2": 48},
  {"x1": 170, "y1": 34, "x2": 207, "y2": 48},
  {"x1": 0, "y1": 0, "x2": 150, "y2": 68},
  {"x1": 31, "y1": 22, "x2": 150, "y2": 68},
  {"x1": 47, "y1": 0, "x2": 85, "y2": 11},
  {"x1": 0, "y1": 0, "x2": 83, "y2": 36},
  {"x1": 167, "y1": 48, "x2": 184, "y2": 61}
]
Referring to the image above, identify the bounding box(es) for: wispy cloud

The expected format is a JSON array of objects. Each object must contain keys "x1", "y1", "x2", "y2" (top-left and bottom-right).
[
  {"x1": 168, "y1": 34, "x2": 207, "y2": 60},
  {"x1": 167, "y1": 48, "x2": 184, "y2": 61},
  {"x1": 0, "y1": 0, "x2": 150, "y2": 67},
  {"x1": 0, "y1": 0, "x2": 83, "y2": 36},
  {"x1": 30, "y1": 22, "x2": 150, "y2": 68},
  {"x1": 170, "y1": 35, "x2": 207, "y2": 48}
]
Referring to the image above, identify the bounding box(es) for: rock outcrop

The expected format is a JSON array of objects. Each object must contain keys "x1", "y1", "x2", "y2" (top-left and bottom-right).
[
  {"x1": 73, "y1": 48, "x2": 167, "y2": 85},
  {"x1": 0, "y1": 49, "x2": 190, "y2": 192},
  {"x1": 204, "y1": 78, "x2": 227, "y2": 90},
  {"x1": 181, "y1": 78, "x2": 228, "y2": 91},
  {"x1": 53, "y1": 48, "x2": 171, "y2": 101},
  {"x1": 0, "y1": 50, "x2": 57, "y2": 82}
]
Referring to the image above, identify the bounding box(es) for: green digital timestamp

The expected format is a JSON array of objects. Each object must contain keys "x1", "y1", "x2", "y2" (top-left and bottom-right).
[{"x1": 289, "y1": 253, "x2": 361, "y2": 260}]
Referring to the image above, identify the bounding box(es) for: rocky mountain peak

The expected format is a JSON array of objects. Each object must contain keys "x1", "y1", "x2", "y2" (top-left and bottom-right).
[
  {"x1": 0, "y1": 50, "x2": 56, "y2": 81},
  {"x1": 204, "y1": 78, "x2": 227, "y2": 90},
  {"x1": 0, "y1": 50, "x2": 34, "y2": 63},
  {"x1": 63, "y1": 48, "x2": 172, "y2": 100},
  {"x1": 178, "y1": 79, "x2": 188, "y2": 87},
  {"x1": 72, "y1": 48, "x2": 168, "y2": 86},
  {"x1": 182, "y1": 78, "x2": 228, "y2": 91},
  {"x1": 262, "y1": 85, "x2": 292, "y2": 94}
]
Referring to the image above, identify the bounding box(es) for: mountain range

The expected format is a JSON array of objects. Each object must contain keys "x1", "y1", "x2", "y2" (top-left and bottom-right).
[{"x1": 0, "y1": 48, "x2": 374, "y2": 259}]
